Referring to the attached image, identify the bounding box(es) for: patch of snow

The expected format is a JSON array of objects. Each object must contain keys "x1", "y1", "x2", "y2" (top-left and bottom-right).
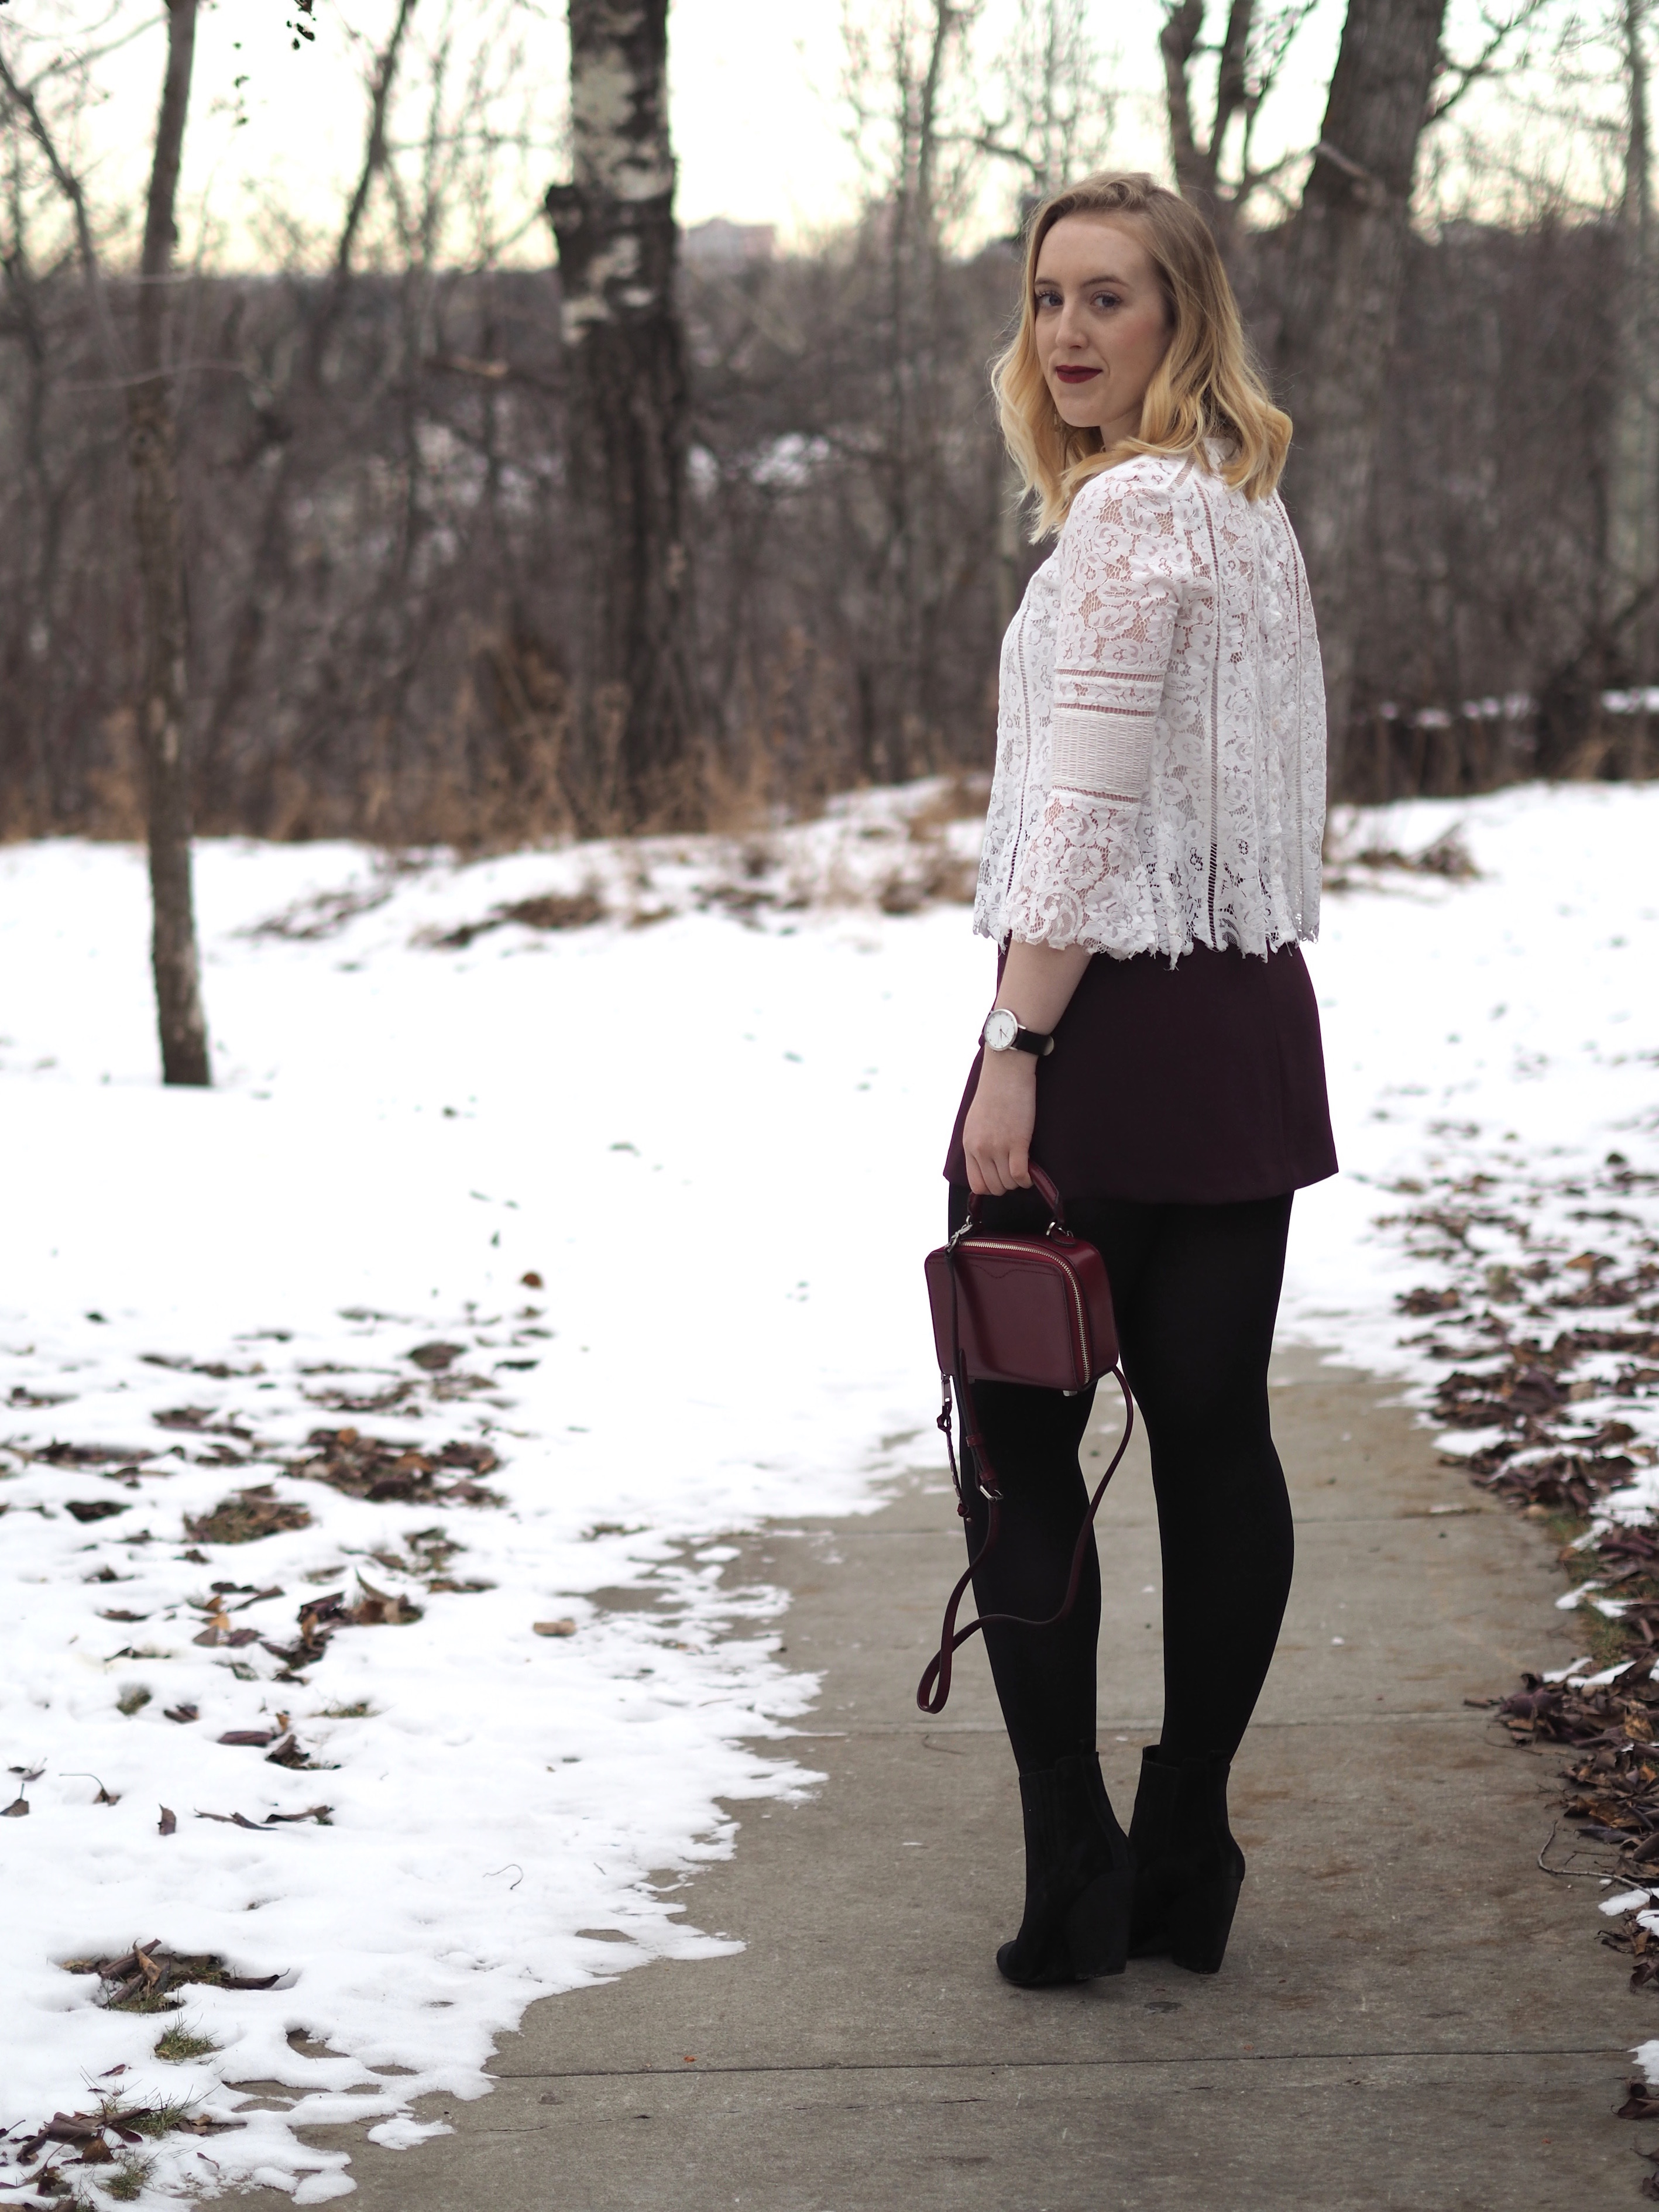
[
  {"x1": 0, "y1": 806, "x2": 990, "y2": 2200},
  {"x1": 5, "y1": 777, "x2": 1659, "y2": 2193}
]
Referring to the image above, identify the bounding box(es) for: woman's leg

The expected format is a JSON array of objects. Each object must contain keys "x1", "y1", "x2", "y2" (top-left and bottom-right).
[
  {"x1": 947, "y1": 1186, "x2": 1159, "y2": 1776},
  {"x1": 944, "y1": 1187, "x2": 1154, "y2": 1985},
  {"x1": 1076, "y1": 1192, "x2": 1296, "y2": 1763}
]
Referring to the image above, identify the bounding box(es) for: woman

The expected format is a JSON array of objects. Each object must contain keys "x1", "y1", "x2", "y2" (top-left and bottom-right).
[{"x1": 943, "y1": 172, "x2": 1336, "y2": 1990}]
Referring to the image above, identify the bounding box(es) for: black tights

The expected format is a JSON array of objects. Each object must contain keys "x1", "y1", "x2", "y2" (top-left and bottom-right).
[{"x1": 947, "y1": 1187, "x2": 1296, "y2": 1776}]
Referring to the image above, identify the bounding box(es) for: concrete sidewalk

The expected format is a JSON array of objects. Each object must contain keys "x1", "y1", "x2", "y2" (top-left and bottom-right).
[{"x1": 252, "y1": 1350, "x2": 1648, "y2": 2209}]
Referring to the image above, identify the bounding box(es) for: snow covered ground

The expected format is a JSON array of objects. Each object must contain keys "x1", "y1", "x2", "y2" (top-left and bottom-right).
[{"x1": 1, "y1": 778, "x2": 1657, "y2": 2200}]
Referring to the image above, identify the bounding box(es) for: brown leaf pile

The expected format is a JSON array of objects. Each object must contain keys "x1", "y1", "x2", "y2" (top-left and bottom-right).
[
  {"x1": 9, "y1": 2096, "x2": 246, "y2": 2179},
  {"x1": 1382, "y1": 1152, "x2": 1659, "y2": 2152},
  {"x1": 61, "y1": 1942, "x2": 279, "y2": 2012},
  {"x1": 1428, "y1": 1323, "x2": 1659, "y2": 1518},
  {"x1": 184, "y1": 1484, "x2": 313, "y2": 1545},
  {"x1": 260, "y1": 1574, "x2": 424, "y2": 1675},
  {"x1": 284, "y1": 1426, "x2": 502, "y2": 1506},
  {"x1": 26, "y1": 1440, "x2": 154, "y2": 1466},
  {"x1": 1497, "y1": 1665, "x2": 1659, "y2": 1860}
]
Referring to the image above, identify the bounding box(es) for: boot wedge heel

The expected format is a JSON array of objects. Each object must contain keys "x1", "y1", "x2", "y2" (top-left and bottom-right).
[
  {"x1": 1064, "y1": 1865, "x2": 1131, "y2": 1978},
  {"x1": 995, "y1": 1751, "x2": 1134, "y2": 1988},
  {"x1": 1163, "y1": 1850, "x2": 1245, "y2": 1976},
  {"x1": 1127, "y1": 1746, "x2": 1248, "y2": 1976}
]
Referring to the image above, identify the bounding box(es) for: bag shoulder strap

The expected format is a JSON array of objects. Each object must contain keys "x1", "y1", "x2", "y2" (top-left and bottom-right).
[{"x1": 915, "y1": 1227, "x2": 1137, "y2": 1715}]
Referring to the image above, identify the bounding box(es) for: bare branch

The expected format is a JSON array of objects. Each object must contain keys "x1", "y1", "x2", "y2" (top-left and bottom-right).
[
  {"x1": 304, "y1": 0, "x2": 419, "y2": 383},
  {"x1": 1427, "y1": 0, "x2": 1552, "y2": 126},
  {"x1": 0, "y1": 37, "x2": 121, "y2": 369}
]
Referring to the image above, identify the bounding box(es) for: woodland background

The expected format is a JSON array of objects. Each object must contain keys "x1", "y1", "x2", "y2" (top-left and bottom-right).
[{"x1": 1, "y1": 0, "x2": 1656, "y2": 864}]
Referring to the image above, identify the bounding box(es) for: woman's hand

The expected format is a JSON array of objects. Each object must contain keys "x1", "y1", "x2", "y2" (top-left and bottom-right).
[
  {"x1": 960, "y1": 940, "x2": 1093, "y2": 1196},
  {"x1": 963, "y1": 1048, "x2": 1039, "y2": 1196}
]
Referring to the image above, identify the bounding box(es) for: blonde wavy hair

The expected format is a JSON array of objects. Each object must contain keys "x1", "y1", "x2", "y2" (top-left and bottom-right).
[{"x1": 992, "y1": 171, "x2": 1290, "y2": 536}]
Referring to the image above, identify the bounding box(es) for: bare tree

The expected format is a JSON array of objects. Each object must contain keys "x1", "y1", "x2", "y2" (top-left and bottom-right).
[
  {"x1": 1609, "y1": 0, "x2": 1656, "y2": 774},
  {"x1": 1273, "y1": 0, "x2": 1451, "y2": 792},
  {"x1": 976, "y1": 0, "x2": 1118, "y2": 208},
  {"x1": 0, "y1": 0, "x2": 209, "y2": 1083},
  {"x1": 1160, "y1": 0, "x2": 1315, "y2": 241},
  {"x1": 544, "y1": 0, "x2": 698, "y2": 830},
  {"x1": 198, "y1": 0, "x2": 420, "y2": 802},
  {"x1": 837, "y1": 0, "x2": 986, "y2": 778},
  {"x1": 128, "y1": 0, "x2": 209, "y2": 1085}
]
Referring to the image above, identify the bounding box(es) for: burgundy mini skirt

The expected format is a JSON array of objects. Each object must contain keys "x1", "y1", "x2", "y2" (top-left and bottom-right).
[{"x1": 943, "y1": 939, "x2": 1338, "y2": 1206}]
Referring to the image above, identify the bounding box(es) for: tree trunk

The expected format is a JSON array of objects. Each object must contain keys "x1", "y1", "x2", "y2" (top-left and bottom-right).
[
  {"x1": 1274, "y1": 0, "x2": 1448, "y2": 794},
  {"x1": 545, "y1": 0, "x2": 696, "y2": 832},
  {"x1": 1613, "y1": 0, "x2": 1656, "y2": 777},
  {"x1": 128, "y1": 0, "x2": 208, "y2": 1085},
  {"x1": 1161, "y1": 0, "x2": 1255, "y2": 236}
]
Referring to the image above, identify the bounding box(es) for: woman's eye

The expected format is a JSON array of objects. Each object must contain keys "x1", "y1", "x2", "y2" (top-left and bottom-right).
[
  {"x1": 1035, "y1": 290, "x2": 1060, "y2": 310},
  {"x1": 1092, "y1": 291, "x2": 1121, "y2": 310}
]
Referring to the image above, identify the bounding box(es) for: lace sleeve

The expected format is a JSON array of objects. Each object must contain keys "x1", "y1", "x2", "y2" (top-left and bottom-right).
[{"x1": 1004, "y1": 467, "x2": 1183, "y2": 953}]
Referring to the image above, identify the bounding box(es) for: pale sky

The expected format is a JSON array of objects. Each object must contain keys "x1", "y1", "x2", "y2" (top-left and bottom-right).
[{"x1": 11, "y1": 0, "x2": 1609, "y2": 267}]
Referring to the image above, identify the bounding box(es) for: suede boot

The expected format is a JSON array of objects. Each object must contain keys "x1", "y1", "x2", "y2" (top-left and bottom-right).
[
  {"x1": 1126, "y1": 1745, "x2": 1246, "y2": 1975},
  {"x1": 996, "y1": 1750, "x2": 1134, "y2": 1988}
]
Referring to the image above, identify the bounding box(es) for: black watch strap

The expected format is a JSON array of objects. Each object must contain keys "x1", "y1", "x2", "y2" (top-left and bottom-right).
[{"x1": 981, "y1": 1009, "x2": 1055, "y2": 1057}]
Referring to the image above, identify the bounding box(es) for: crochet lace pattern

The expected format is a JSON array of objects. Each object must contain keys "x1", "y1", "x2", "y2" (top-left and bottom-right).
[{"x1": 974, "y1": 449, "x2": 1327, "y2": 962}]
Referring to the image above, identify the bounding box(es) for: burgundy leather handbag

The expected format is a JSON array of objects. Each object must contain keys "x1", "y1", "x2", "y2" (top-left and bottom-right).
[{"x1": 918, "y1": 1162, "x2": 1135, "y2": 1714}]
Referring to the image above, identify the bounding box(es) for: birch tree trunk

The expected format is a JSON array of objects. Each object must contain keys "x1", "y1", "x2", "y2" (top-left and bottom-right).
[
  {"x1": 128, "y1": 0, "x2": 209, "y2": 1084},
  {"x1": 1274, "y1": 0, "x2": 1448, "y2": 794},
  {"x1": 545, "y1": 0, "x2": 697, "y2": 830}
]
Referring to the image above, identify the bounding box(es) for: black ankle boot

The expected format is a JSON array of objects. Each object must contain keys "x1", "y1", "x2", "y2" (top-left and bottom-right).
[
  {"x1": 996, "y1": 1751, "x2": 1134, "y2": 1988},
  {"x1": 1126, "y1": 1746, "x2": 1246, "y2": 1975}
]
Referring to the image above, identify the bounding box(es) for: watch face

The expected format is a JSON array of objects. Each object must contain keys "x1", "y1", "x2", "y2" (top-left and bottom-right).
[{"x1": 984, "y1": 1009, "x2": 1018, "y2": 1050}]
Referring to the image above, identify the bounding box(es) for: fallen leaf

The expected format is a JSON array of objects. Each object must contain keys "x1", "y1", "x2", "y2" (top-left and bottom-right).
[
  {"x1": 406, "y1": 1341, "x2": 465, "y2": 1372},
  {"x1": 77, "y1": 2139, "x2": 113, "y2": 2165},
  {"x1": 67, "y1": 1499, "x2": 128, "y2": 1523},
  {"x1": 265, "y1": 1733, "x2": 329, "y2": 1770},
  {"x1": 2, "y1": 1795, "x2": 29, "y2": 1818},
  {"x1": 520, "y1": 1270, "x2": 544, "y2": 1289},
  {"x1": 37, "y1": 2107, "x2": 105, "y2": 2143},
  {"x1": 164, "y1": 1705, "x2": 199, "y2": 1725},
  {"x1": 99, "y1": 1608, "x2": 149, "y2": 1623},
  {"x1": 196, "y1": 1805, "x2": 330, "y2": 1828},
  {"x1": 158, "y1": 1806, "x2": 177, "y2": 1836},
  {"x1": 533, "y1": 1619, "x2": 577, "y2": 1638}
]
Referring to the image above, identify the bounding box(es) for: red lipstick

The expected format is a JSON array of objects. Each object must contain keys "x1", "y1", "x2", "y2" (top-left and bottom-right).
[{"x1": 1055, "y1": 365, "x2": 1100, "y2": 384}]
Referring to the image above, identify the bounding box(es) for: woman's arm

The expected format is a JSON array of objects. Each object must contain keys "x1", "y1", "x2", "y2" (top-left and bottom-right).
[{"x1": 961, "y1": 939, "x2": 1092, "y2": 1196}]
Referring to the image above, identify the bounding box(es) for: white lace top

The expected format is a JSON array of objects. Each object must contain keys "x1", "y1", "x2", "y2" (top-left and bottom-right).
[{"x1": 974, "y1": 449, "x2": 1326, "y2": 963}]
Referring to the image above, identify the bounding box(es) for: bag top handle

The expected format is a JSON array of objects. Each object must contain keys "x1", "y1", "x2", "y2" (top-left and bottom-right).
[{"x1": 964, "y1": 1159, "x2": 1067, "y2": 1234}]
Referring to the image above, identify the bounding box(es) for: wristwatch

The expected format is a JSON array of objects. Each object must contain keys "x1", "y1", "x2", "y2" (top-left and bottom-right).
[{"x1": 981, "y1": 1008, "x2": 1055, "y2": 1057}]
